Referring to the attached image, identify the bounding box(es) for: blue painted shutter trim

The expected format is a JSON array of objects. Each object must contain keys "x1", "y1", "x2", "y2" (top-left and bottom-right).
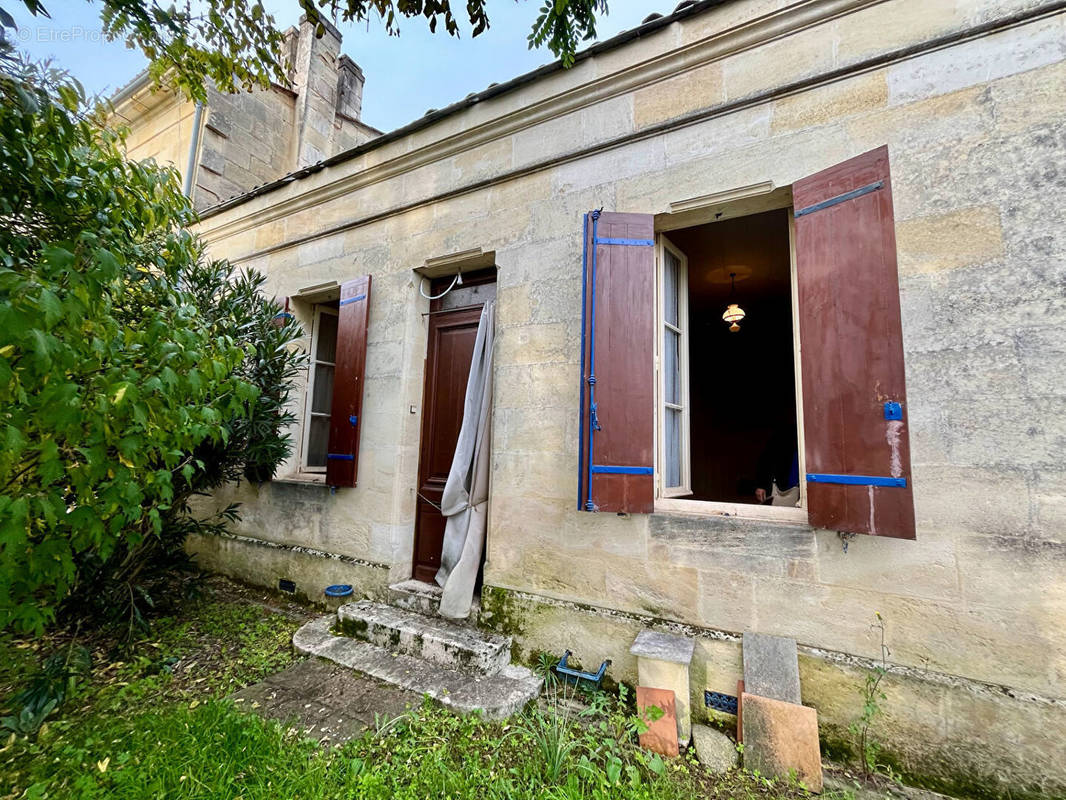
[{"x1": 578, "y1": 211, "x2": 656, "y2": 513}]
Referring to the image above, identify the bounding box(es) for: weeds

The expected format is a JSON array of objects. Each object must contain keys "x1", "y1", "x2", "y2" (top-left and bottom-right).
[
  {"x1": 849, "y1": 612, "x2": 891, "y2": 780},
  {"x1": 1, "y1": 579, "x2": 823, "y2": 800},
  {"x1": 1, "y1": 636, "x2": 91, "y2": 736},
  {"x1": 533, "y1": 650, "x2": 562, "y2": 690}
]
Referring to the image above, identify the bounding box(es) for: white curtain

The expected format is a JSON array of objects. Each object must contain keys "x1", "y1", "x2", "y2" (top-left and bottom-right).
[{"x1": 435, "y1": 301, "x2": 495, "y2": 619}]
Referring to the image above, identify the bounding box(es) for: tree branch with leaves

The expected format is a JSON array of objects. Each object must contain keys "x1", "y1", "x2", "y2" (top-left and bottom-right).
[{"x1": 1, "y1": 0, "x2": 609, "y2": 102}]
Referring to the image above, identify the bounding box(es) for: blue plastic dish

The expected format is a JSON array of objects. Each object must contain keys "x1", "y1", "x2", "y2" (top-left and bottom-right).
[{"x1": 324, "y1": 584, "x2": 354, "y2": 597}]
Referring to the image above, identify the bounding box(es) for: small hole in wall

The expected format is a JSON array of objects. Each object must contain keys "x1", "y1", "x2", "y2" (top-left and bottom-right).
[{"x1": 278, "y1": 579, "x2": 296, "y2": 593}]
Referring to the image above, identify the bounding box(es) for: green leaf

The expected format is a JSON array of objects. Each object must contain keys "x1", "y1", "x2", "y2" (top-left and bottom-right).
[
  {"x1": 40, "y1": 244, "x2": 74, "y2": 271},
  {"x1": 36, "y1": 288, "x2": 63, "y2": 328}
]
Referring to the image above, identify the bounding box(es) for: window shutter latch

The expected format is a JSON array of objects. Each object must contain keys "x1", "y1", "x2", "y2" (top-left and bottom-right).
[
  {"x1": 349, "y1": 415, "x2": 359, "y2": 427},
  {"x1": 883, "y1": 402, "x2": 902, "y2": 420},
  {"x1": 589, "y1": 403, "x2": 601, "y2": 432}
]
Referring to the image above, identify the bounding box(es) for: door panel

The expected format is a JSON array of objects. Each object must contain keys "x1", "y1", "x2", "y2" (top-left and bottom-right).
[{"x1": 412, "y1": 307, "x2": 482, "y2": 583}]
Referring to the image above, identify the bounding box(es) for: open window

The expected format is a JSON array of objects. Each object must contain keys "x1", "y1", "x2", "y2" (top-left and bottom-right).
[
  {"x1": 578, "y1": 147, "x2": 915, "y2": 539},
  {"x1": 656, "y1": 209, "x2": 803, "y2": 519},
  {"x1": 658, "y1": 237, "x2": 691, "y2": 498},
  {"x1": 302, "y1": 303, "x2": 339, "y2": 472},
  {"x1": 285, "y1": 276, "x2": 372, "y2": 487}
]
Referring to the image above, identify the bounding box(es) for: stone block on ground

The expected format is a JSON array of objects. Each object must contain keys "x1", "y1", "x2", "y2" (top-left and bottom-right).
[
  {"x1": 743, "y1": 631, "x2": 801, "y2": 704},
  {"x1": 741, "y1": 692, "x2": 823, "y2": 793},
  {"x1": 631, "y1": 630, "x2": 695, "y2": 742},
  {"x1": 630, "y1": 630, "x2": 697, "y2": 665},
  {"x1": 636, "y1": 686, "x2": 679, "y2": 757},
  {"x1": 691, "y1": 723, "x2": 738, "y2": 773}
]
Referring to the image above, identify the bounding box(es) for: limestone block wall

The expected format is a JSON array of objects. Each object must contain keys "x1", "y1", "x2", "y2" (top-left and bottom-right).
[
  {"x1": 194, "y1": 86, "x2": 297, "y2": 210},
  {"x1": 116, "y1": 91, "x2": 196, "y2": 178},
  {"x1": 190, "y1": 0, "x2": 1066, "y2": 794},
  {"x1": 113, "y1": 15, "x2": 375, "y2": 211}
]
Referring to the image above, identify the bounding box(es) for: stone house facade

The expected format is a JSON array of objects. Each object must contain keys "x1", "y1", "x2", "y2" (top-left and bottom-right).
[
  {"x1": 122, "y1": 0, "x2": 1066, "y2": 795},
  {"x1": 112, "y1": 16, "x2": 379, "y2": 211}
]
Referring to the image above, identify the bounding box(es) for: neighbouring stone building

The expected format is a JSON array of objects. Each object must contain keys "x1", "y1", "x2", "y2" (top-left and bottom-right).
[
  {"x1": 117, "y1": 0, "x2": 1065, "y2": 796},
  {"x1": 112, "y1": 16, "x2": 379, "y2": 211}
]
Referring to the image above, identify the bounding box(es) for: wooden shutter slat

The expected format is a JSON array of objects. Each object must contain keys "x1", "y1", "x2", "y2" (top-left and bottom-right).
[
  {"x1": 578, "y1": 211, "x2": 656, "y2": 514},
  {"x1": 794, "y1": 146, "x2": 915, "y2": 539},
  {"x1": 326, "y1": 275, "x2": 372, "y2": 487}
]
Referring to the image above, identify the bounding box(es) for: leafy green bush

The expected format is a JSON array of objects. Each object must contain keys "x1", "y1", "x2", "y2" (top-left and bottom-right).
[
  {"x1": 0, "y1": 58, "x2": 302, "y2": 635},
  {"x1": 68, "y1": 260, "x2": 305, "y2": 638}
]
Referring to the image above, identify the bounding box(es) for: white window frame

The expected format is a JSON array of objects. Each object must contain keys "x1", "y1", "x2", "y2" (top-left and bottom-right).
[
  {"x1": 656, "y1": 235, "x2": 692, "y2": 498},
  {"x1": 300, "y1": 304, "x2": 338, "y2": 473},
  {"x1": 654, "y1": 205, "x2": 808, "y2": 525}
]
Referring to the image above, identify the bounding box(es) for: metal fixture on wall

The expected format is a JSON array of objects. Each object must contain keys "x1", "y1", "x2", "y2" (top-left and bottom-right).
[
  {"x1": 722, "y1": 272, "x2": 746, "y2": 332},
  {"x1": 419, "y1": 268, "x2": 463, "y2": 301}
]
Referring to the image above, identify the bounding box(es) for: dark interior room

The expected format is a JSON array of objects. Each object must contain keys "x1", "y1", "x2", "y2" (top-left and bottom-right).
[{"x1": 666, "y1": 208, "x2": 797, "y2": 504}]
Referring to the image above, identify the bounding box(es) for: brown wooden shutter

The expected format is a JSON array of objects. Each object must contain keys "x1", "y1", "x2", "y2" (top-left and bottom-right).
[
  {"x1": 578, "y1": 211, "x2": 655, "y2": 513},
  {"x1": 794, "y1": 146, "x2": 915, "y2": 539},
  {"x1": 271, "y1": 296, "x2": 293, "y2": 327},
  {"x1": 326, "y1": 275, "x2": 372, "y2": 487}
]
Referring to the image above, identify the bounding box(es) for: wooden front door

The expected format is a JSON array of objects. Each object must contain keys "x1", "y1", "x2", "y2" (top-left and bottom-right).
[{"x1": 412, "y1": 305, "x2": 483, "y2": 583}]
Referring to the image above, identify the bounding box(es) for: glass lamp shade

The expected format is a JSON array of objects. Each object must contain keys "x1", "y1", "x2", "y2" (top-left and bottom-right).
[{"x1": 722, "y1": 303, "x2": 746, "y2": 331}]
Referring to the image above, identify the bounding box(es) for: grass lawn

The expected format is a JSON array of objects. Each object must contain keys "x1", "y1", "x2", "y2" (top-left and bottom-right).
[{"x1": 0, "y1": 578, "x2": 822, "y2": 800}]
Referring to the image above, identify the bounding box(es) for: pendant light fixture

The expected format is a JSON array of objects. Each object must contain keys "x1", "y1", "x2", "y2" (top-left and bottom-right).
[{"x1": 722, "y1": 272, "x2": 746, "y2": 332}]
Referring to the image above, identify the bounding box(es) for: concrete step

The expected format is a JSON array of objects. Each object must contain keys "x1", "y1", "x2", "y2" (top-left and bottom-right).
[
  {"x1": 386, "y1": 579, "x2": 482, "y2": 622},
  {"x1": 337, "y1": 600, "x2": 511, "y2": 675},
  {"x1": 294, "y1": 615, "x2": 541, "y2": 720},
  {"x1": 387, "y1": 579, "x2": 443, "y2": 616}
]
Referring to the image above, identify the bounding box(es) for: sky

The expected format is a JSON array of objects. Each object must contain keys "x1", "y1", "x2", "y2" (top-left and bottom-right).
[{"x1": 6, "y1": 0, "x2": 666, "y2": 133}]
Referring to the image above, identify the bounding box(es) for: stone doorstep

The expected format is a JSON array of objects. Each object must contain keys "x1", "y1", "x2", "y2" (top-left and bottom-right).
[
  {"x1": 294, "y1": 614, "x2": 542, "y2": 720},
  {"x1": 338, "y1": 600, "x2": 511, "y2": 675},
  {"x1": 386, "y1": 579, "x2": 482, "y2": 624},
  {"x1": 387, "y1": 579, "x2": 443, "y2": 616}
]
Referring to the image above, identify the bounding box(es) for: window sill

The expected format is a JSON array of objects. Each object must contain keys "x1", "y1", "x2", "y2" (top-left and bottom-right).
[
  {"x1": 272, "y1": 473, "x2": 329, "y2": 487},
  {"x1": 654, "y1": 497, "x2": 808, "y2": 525}
]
